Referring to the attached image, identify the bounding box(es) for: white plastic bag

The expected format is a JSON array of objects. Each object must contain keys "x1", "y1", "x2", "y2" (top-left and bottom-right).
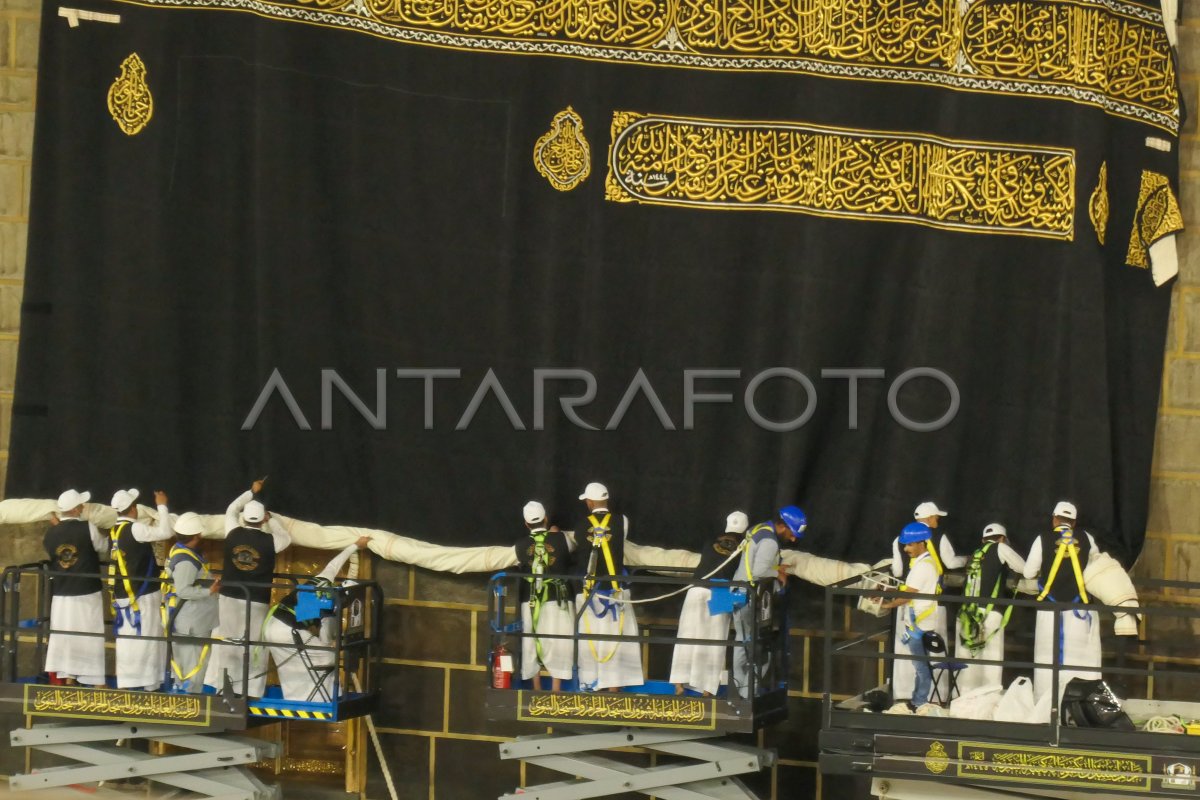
[
  {"x1": 992, "y1": 677, "x2": 1035, "y2": 722},
  {"x1": 950, "y1": 684, "x2": 1003, "y2": 720}
]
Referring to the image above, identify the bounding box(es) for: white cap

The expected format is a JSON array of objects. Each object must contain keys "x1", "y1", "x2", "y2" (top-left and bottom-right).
[
  {"x1": 578, "y1": 482, "x2": 609, "y2": 502},
  {"x1": 523, "y1": 501, "x2": 546, "y2": 525},
  {"x1": 914, "y1": 501, "x2": 948, "y2": 520},
  {"x1": 174, "y1": 511, "x2": 205, "y2": 538},
  {"x1": 982, "y1": 522, "x2": 1007, "y2": 539},
  {"x1": 725, "y1": 511, "x2": 749, "y2": 534},
  {"x1": 1053, "y1": 501, "x2": 1077, "y2": 520},
  {"x1": 242, "y1": 500, "x2": 266, "y2": 524},
  {"x1": 111, "y1": 488, "x2": 140, "y2": 512},
  {"x1": 57, "y1": 489, "x2": 91, "y2": 512}
]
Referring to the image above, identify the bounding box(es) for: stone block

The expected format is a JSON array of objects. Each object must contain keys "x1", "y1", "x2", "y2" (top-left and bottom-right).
[
  {"x1": 366, "y1": 733, "x2": 429, "y2": 800},
  {"x1": 434, "y1": 738, "x2": 520, "y2": 800},
  {"x1": 383, "y1": 604, "x2": 472, "y2": 664},
  {"x1": 0, "y1": 282, "x2": 20, "y2": 333},
  {"x1": 1148, "y1": 478, "x2": 1200, "y2": 535},
  {"x1": 374, "y1": 558, "x2": 410, "y2": 601},
  {"x1": 1166, "y1": 359, "x2": 1200, "y2": 409},
  {"x1": 0, "y1": 392, "x2": 11, "y2": 452},
  {"x1": 1132, "y1": 534, "x2": 1167, "y2": 579},
  {"x1": 14, "y1": 18, "x2": 38, "y2": 70},
  {"x1": 0, "y1": 338, "x2": 21, "y2": 393},
  {"x1": 0, "y1": 521, "x2": 45, "y2": 565},
  {"x1": 1180, "y1": 26, "x2": 1200, "y2": 69},
  {"x1": 376, "y1": 663, "x2": 444, "y2": 731},
  {"x1": 1185, "y1": 292, "x2": 1200, "y2": 351},
  {"x1": 1172, "y1": 541, "x2": 1200, "y2": 584},
  {"x1": 0, "y1": 110, "x2": 35, "y2": 158},
  {"x1": 1183, "y1": 180, "x2": 1200, "y2": 229},
  {"x1": 1151, "y1": 414, "x2": 1200, "y2": 472},
  {"x1": 0, "y1": 219, "x2": 28, "y2": 276},
  {"x1": 1183, "y1": 78, "x2": 1199, "y2": 135},
  {"x1": 1178, "y1": 232, "x2": 1200, "y2": 286},
  {"x1": 0, "y1": 161, "x2": 25, "y2": 217},
  {"x1": 412, "y1": 567, "x2": 488, "y2": 606},
  {"x1": 0, "y1": 75, "x2": 35, "y2": 106}
]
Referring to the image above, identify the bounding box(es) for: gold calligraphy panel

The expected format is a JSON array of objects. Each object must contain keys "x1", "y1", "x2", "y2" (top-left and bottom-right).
[
  {"x1": 24, "y1": 684, "x2": 211, "y2": 725},
  {"x1": 957, "y1": 741, "x2": 1151, "y2": 789},
  {"x1": 107, "y1": 53, "x2": 153, "y2": 136},
  {"x1": 114, "y1": 0, "x2": 1180, "y2": 133},
  {"x1": 606, "y1": 112, "x2": 1075, "y2": 239},
  {"x1": 517, "y1": 690, "x2": 717, "y2": 729},
  {"x1": 1089, "y1": 161, "x2": 1108, "y2": 245},
  {"x1": 534, "y1": 106, "x2": 592, "y2": 191}
]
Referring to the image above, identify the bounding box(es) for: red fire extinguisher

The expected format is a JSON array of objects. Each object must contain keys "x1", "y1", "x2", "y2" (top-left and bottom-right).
[{"x1": 492, "y1": 642, "x2": 512, "y2": 689}]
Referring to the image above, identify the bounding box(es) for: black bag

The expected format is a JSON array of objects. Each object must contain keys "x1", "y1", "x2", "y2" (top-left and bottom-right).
[{"x1": 1060, "y1": 679, "x2": 1136, "y2": 730}]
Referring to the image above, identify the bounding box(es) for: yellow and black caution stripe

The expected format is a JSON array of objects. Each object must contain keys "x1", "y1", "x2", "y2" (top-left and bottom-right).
[{"x1": 248, "y1": 706, "x2": 332, "y2": 720}]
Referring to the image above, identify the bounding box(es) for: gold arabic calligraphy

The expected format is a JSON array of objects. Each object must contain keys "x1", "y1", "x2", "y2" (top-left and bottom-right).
[
  {"x1": 525, "y1": 693, "x2": 709, "y2": 724},
  {"x1": 961, "y1": 743, "x2": 1149, "y2": 787},
  {"x1": 29, "y1": 686, "x2": 203, "y2": 721},
  {"x1": 606, "y1": 112, "x2": 1075, "y2": 239}
]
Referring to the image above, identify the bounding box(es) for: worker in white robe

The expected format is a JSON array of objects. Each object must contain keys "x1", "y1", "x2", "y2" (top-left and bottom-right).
[
  {"x1": 514, "y1": 501, "x2": 574, "y2": 691},
  {"x1": 882, "y1": 523, "x2": 943, "y2": 714},
  {"x1": 670, "y1": 511, "x2": 746, "y2": 696},
  {"x1": 43, "y1": 489, "x2": 108, "y2": 686},
  {"x1": 1024, "y1": 501, "x2": 1102, "y2": 703},
  {"x1": 205, "y1": 478, "x2": 291, "y2": 697},
  {"x1": 108, "y1": 488, "x2": 172, "y2": 690},
  {"x1": 889, "y1": 515, "x2": 948, "y2": 705},
  {"x1": 954, "y1": 523, "x2": 1026, "y2": 694},
  {"x1": 574, "y1": 482, "x2": 643, "y2": 691},
  {"x1": 890, "y1": 500, "x2": 967, "y2": 578},
  {"x1": 164, "y1": 512, "x2": 221, "y2": 693},
  {"x1": 261, "y1": 537, "x2": 368, "y2": 701}
]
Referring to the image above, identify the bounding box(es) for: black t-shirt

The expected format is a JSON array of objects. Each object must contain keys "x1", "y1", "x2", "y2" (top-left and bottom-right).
[
  {"x1": 966, "y1": 541, "x2": 1010, "y2": 601},
  {"x1": 43, "y1": 519, "x2": 102, "y2": 597},
  {"x1": 513, "y1": 528, "x2": 571, "y2": 603},
  {"x1": 220, "y1": 527, "x2": 276, "y2": 604},
  {"x1": 109, "y1": 519, "x2": 158, "y2": 599},
  {"x1": 693, "y1": 531, "x2": 741, "y2": 581},
  {"x1": 1038, "y1": 528, "x2": 1093, "y2": 602}
]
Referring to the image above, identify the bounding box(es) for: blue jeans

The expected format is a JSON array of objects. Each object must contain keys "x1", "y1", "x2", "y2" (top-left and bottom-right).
[{"x1": 905, "y1": 631, "x2": 932, "y2": 707}]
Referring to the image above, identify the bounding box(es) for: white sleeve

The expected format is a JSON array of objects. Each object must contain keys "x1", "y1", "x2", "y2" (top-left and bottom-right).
[
  {"x1": 891, "y1": 537, "x2": 903, "y2": 578},
  {"x1": 89, "y1": 521, "x2": 108, "y2": 555},
  {"x1": 317, "y1": 544, "x2": 358, "y2": 582},
  {"x1": 131, "y1": 505, "x2": 172, "y2": 542},
  {"x1": 998, "y1": 542, "x2": 1027, "y2": 573},
  {"x1": 1023, "y1": 540, "x2": 1042, "y2": 579},
  {"x1": 940, "y1": 536, "x2": 968, "y2": 570},
  {"x1": 225, "y1": 490, "x2": 253, "y2": 534},
  {"x1": 267, "y1": 517, "x2": 291, "y2": 553}
]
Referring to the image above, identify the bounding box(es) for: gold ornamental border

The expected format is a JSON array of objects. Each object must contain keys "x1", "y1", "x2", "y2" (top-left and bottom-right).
[
  {"x1": 605, "y1": 111, "x2": 1076, "y2": 240},
  {"x1": 102, "y1": 0, "x2": 1179, "y2": 135},
  {"x1": 516, "y1": 690, "x2": 717, "y2": 729}
]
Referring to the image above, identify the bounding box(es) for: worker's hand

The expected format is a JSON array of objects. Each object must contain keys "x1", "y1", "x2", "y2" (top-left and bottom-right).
[
  {"x1": 154, "y1": 490, "x2": 168, "y2": 506},
  {"x1": 355, "y1": 535, "x2": 371, "y2": 550},
  {"x1": 777, "y1": 565, "x2": 790, "y2": 582},
  {"x1": 48, "y1": 512, "x2": 59, "y2": 525},
  {"x1": 549, "y1": 525, "x2": 560, "y2": 533},
  {"x1": 210, "y1": 577, "x2": 222, "y2": 594},
  {"x1": 251, "y1": 476, "x2": 267, "y2": 494}
]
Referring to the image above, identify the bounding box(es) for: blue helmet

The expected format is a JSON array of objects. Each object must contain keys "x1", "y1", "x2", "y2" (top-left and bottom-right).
[
  {"x1": 898, "y1": 521, "x2": 932, "y2": 544},
  {"x1": 778, "y1": 506, "x2": 807, "y2": 537}
]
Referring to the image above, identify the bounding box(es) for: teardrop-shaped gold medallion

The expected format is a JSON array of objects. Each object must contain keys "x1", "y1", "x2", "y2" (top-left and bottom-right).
[
  {"x1": 107, "y1": 53, "x2": 153, "y2": 136},
  {"x1": 533, "y1": 107, "x2": 590, "y2": 192}
]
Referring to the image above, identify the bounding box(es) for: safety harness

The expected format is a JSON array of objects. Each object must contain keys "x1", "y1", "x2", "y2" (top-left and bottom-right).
[
  {"x1": 1036, "y1": 528, "x2": 1089, "y2": 604},
  {"x1": 107, "y1": 520, "x2": 154, "y2": 635},
  {"x1": 901, "y1": 551, "x2": 943, "y2": 636},
  {"x1": 958, "y1": 541, "x2": 1012, "y2": 652},
  {"x1": 526, "y1": 529, "x2": 568, "y2": 665},
  {"x1": 161, "y1": 543, "x2": 212, "y2": 688},
  {"x1": 580, "y1": 513, "x2": 626, "y2": 665}
]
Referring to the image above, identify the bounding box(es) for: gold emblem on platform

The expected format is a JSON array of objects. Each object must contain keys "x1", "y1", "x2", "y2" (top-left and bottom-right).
[
  {"x1": 1125, "y1": 170, "x2": 1183, "y2": 268},
  {"x1": 1089, "y1": 162, "x2": 1109, "y2": 245},
  {"x1": 925, "y1": 740, "x2": 950, "y2": 775},
  {"x1": 533, "y1": 107, "x2": 591, "y2": 192},
  {"x1": 107, "y1": 53, "x2": 153, "y2": 136}
]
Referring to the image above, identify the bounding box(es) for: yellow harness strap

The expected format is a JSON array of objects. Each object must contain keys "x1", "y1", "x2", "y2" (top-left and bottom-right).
[
  {"x1": 1036, "y1": 532, "x2": 1089, "y2": 603},
  {"x1": 902, "y1": 552, "x2": 943, "y2": 629},
  {"x1": 108, "y1": 521, "x2": 141, "y2": 616},
  {"x1": 583, "y1": 513, "x2": 619, "y2": 593},
  {"x1": 163, "y1": 544, "x2": 211, "y2": 683}
]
